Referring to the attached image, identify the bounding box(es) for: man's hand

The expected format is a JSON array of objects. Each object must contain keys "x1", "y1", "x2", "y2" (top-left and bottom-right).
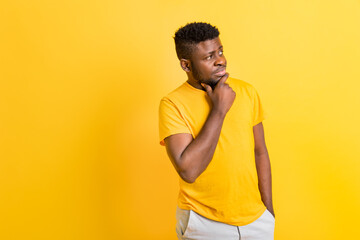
[{"x1": 201, "y1": 73, "x2": 236, "y2": 116}]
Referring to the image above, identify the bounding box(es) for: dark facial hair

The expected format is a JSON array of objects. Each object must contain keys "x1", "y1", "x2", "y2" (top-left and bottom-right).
[{"x1": 190, "y1": 62, "x2": 217, "y2": 90}]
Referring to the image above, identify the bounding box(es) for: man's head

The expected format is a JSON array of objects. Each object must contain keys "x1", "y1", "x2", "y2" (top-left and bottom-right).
[{"x1": 174, "y1": 22, "x2": 227, "y2": 88}]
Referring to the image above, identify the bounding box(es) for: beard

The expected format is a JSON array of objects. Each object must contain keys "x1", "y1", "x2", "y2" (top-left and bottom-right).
[{"x1": 190, "y1": 62, "x2": 219, "y2": 90}]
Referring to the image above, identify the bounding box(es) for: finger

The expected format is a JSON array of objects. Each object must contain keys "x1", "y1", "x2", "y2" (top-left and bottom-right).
[
  {"x1": 217, "y1": 73, "x2": 229, "y2": 86},
  {"x1": 201, "y1": 83, "x2": 213, "y2": 95}
]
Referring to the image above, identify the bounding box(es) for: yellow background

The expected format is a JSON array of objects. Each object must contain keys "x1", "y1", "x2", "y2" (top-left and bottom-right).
[{"x1": 1, "y1": 0, "x2": 360, "y2": 239}]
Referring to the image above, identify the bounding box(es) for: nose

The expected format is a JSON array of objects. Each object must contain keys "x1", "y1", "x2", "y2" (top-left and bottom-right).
[{"x1": 215, "y1": 54, "x2": 226, "y2": 66}]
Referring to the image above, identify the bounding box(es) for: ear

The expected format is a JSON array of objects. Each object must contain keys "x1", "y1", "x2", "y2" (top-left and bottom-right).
[{"x1": 180, "y1": 59, "x2": 191, "y2": 72}]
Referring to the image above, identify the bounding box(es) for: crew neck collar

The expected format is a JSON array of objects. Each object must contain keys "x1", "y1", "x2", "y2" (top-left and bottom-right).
[{"x1": 184, "y1": 81, "x2": 206, "y2": 94}]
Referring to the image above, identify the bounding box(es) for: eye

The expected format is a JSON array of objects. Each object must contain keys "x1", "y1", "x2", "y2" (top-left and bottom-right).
[
  {"x1": 206, "y1": 55, "x2": 213, "y2": 60},
  {"x1": 219, "y1": 50, "x2": 223, "y2": 56}
]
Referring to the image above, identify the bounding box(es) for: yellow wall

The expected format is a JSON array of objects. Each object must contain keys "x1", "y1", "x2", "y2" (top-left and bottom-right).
[{"x1": 1, "y1": 0, "x2": 360, "y2": 239}]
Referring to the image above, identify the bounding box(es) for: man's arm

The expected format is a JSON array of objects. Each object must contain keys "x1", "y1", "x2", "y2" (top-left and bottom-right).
[
  {"x1": 253, "y1": 122, "x2": 275, "y2": 217},
  {"x1": 164, "y1": 74, "x2": 235, "y2": 183}
]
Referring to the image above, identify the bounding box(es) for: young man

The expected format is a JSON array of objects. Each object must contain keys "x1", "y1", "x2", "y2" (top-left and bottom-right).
[{"x1": 159, "y1": 22, "x2": 275, "y2": 240}]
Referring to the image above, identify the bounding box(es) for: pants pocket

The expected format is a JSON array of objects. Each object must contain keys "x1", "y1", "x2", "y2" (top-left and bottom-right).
[
  {"x1": 265, "y1": 209, "x2": 275, "y2": 222},
  {"x1": 176, "y1": 207, "x2": 193, "y2": 237}
]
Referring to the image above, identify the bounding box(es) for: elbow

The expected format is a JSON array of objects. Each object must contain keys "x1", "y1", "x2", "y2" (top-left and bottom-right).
[
  {"x1": 255, "y1": 148, "x2": 268, "y2": 158},
  {"x1": 178, "y1": 170, "x2": 197, "y2": 184},
  {"x1": 175, "y1": 156, "x2": 199, "y2": 183},
  {"x1": 254, "y1": 145, "x2": 268, "y2": 157}
]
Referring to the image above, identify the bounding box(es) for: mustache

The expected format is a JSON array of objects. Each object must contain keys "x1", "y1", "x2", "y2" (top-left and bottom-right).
[{"x1": 214, "y1": 66, "x2": 227, "y2": 74}]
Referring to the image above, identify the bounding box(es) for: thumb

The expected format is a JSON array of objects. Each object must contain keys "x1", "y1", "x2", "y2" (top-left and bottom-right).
[
  {"x1": 218, "y1": 73, "x2": 229, "y2": 86},
  {"x1": 201, "y1": 83, "x2": 213, "y2": 96}
]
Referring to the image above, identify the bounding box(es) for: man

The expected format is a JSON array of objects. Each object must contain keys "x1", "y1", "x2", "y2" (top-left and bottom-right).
[{"x1": 159, "y1": 22, "x2": 275, "y2": 240}]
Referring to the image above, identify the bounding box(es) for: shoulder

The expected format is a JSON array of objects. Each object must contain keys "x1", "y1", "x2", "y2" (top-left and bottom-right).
[
  {"x1": 160, "y1": 82, "x2": 188, "y2": 102},
  {"x1": 159, "y1": 82, "x2": 189, "y2": 112}
]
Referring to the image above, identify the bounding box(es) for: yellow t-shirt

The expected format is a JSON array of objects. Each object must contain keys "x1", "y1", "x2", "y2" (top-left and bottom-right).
[{"x1": 159, "y1": 77, "x2": 267, "y2": 226}]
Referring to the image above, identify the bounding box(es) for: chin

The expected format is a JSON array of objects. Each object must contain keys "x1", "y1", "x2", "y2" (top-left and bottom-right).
[{"x1": 205, "y1": 79, "x2": 219, "y2": 89}]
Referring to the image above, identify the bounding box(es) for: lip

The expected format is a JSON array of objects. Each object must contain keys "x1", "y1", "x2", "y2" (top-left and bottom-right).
[{"x1": 214, "y1": 68, "x2": 226, "y2": 76}]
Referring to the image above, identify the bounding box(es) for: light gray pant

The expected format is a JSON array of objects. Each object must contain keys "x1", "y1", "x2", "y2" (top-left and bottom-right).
[{"x1": 176, "y1": 207, "x2": 275, "y2": 240}]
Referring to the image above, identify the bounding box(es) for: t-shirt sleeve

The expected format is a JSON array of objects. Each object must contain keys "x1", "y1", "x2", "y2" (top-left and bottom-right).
[
  {"x1": 158, "y1": 97, "x2": 191, "y2": 146},
  {"x1": 252, "y1": 87, "x2": 266, "y2": 126}
]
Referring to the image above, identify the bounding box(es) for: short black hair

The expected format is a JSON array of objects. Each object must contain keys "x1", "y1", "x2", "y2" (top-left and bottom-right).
[{"x1": 174, "y1": 22, "x2": 220, "y2": 60}]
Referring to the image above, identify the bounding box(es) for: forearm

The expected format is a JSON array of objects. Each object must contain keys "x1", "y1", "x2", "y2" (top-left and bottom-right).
[
  {"x1": 166, "y1": 74, "x2": 235, "y2": 183},
  {"x1": 255, "y1": 151, "x2": 274, "y2": 216},
  {"x1": 178, "y1": 109, "x2": 226, "y2": 183}
]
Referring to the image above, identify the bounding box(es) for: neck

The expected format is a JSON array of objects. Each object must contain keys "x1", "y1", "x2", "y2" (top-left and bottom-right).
[
  {"x1": 186, "y1": 75, "x2": 206, "y2": 91},
  {"x1": 186, "y1": 79, "x2": 203, "y2": 90}
]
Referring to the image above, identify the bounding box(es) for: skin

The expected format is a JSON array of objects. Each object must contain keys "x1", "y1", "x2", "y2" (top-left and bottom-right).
[
  {"x1": 181, "y1": 37, "x2": 227, "y2": 89},
  {"x1": 254, "y1": 122, "x2": 275, "y2": 217},
  {"x1": 164, "y1": 37, "x2": 275, "y2": 217}
]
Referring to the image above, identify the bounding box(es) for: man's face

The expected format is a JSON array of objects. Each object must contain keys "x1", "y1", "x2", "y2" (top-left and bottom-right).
[{"x1": 189, "y1": 37, "x2": 227, "y2": 88}]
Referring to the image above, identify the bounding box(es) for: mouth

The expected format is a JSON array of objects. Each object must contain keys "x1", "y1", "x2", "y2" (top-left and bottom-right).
[{"x1": 214, "y1": 67, "x2": 226, "y2": 77}]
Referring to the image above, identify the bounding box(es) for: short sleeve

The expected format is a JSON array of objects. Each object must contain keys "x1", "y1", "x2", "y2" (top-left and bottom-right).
[
  {"x1": 159, "y1": 97, "x2": 191, "y2": 146},
  {"x1": 252, "y1": 87, "x2": 266, "y2": 126}
]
